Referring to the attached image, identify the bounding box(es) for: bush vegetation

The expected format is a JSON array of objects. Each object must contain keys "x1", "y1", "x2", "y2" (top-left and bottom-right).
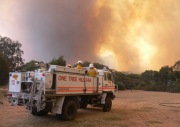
[{"x1": 1, "y1": 35, "x2": 180, "y2": 93}]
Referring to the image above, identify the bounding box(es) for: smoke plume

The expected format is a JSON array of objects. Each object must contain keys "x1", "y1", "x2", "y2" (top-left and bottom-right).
[{"x1": 1, "y1": 0, "x2": 180, "y2": 73}]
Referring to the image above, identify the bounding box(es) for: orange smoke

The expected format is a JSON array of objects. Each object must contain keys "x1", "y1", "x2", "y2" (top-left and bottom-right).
[{"x1": 88, "y1": 0, "x2": 180, "y2": 73}]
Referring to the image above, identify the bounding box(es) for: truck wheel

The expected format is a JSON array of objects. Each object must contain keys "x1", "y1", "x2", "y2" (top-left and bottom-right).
[
  {"x1": 103, "y1": 97, "x2": 112, "y2": 112},
  {"x1": 62, "y1": 100, "x2": 77, "y2": 121}
]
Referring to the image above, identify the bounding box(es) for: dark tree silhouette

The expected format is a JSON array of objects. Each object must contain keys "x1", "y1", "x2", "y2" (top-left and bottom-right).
[
  {"x1": 0, "y1": 53, "x2": 9, "y2": 85},
  {"x1": 0, "y1": 36, "x2": 24, "y2": 71},
  {"x1": 49, "y1": 56, "x2": 66, "y2": 66}
]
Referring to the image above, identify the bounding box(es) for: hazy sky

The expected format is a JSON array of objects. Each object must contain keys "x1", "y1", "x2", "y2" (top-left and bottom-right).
[{"x1": 0, "y1": 0, "x2": 180, "y2": 73}]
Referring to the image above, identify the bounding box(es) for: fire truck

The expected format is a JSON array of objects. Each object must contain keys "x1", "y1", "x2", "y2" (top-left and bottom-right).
[{"x1": 9, "y1": 65, "x2": 116, "y2": 121}]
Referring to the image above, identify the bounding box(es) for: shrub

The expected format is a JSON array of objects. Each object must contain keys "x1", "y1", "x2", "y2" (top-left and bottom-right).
[
  {"x1": 0, "y1": 54, "x2": 9, "y2": 86},
  {"x1": 117, "y1": 82, "x2": 126, "y2": 90}
]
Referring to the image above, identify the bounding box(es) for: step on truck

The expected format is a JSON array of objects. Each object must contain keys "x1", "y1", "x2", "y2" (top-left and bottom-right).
[{"x1": 26, "y1": 65, "x2": 116, "y2": 121}]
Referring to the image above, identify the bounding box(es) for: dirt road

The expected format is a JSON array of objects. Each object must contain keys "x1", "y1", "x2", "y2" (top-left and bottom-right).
[{"x1": 0, "y1": 90, "x2": 180, "y2": 127}]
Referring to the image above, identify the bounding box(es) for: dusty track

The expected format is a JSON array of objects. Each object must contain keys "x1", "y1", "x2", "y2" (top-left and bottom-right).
[{"x1": 0, "y1": 90, "x2": 180, "y2": 127}]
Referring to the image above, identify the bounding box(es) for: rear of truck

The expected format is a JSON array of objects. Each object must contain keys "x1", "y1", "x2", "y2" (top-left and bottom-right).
[{"x1": 8, "y1": 72, "x2": 34, "y2": 106}]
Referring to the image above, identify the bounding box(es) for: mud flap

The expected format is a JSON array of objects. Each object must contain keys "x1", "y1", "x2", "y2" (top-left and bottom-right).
[{"x1": 52, "y1": 96, "x2": 65, "y2": 114}]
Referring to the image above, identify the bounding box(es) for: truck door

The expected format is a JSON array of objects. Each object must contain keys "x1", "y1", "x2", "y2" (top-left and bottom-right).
[
  {"x1": 102, "y1": 72, "x2": 113, "y2": 92},
  {"x1": 85, "y1": 76, "x2": 97, "y2": 94}
]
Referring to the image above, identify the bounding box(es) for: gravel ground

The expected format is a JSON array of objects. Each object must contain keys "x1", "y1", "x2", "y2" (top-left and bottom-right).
[{"x1": 0, "y1": 90, "x2": 180, "y2": 127}]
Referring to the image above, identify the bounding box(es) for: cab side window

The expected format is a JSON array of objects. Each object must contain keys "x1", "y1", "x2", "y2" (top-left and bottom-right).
[
  {"x1": 104, "y1": 73, "x2": 112, "y2": 81},
  {"x1": 104, "y1": 74, "x2": 107, "y2": 81},
  {"x1": 107, "y1": 73, "x2": 112, "y2": 81}
]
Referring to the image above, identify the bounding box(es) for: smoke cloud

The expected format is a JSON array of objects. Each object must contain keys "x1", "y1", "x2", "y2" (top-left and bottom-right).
[{"x1": 1, "y1": 0, "x2": 180, "y2": 73}]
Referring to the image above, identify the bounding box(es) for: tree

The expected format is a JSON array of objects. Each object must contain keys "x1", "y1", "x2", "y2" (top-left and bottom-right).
[
  {"x1": 82, "y1": 61, "x2": 91, "y2": 67},
  {"x1": 21, "y1": 60, "x2": 42, "y2": 71},
  {"x1": 49, "y1": 56, "x2": 66, "y2": 66},
  {"x1": 141, "y1": 70, "x2": 159, "y2": 81},
  {"x1": 93, "y1": 62, "x2": 106, "y2": 69},
  {"x1": 0, "y1": 36, "x2": 24, "y2": 71},
  {"x1": 173, "y1": 60, "x2": 180, "y2": 71},
  {"x1": 159, "y1": 66, "x2": 172, "y2": 83},
  {"x1": 172, "y1": 60, "x2": 180, "y2": 80},
  {"x1": 0, "y1": 53, "x2": 9, "y2": 85}
]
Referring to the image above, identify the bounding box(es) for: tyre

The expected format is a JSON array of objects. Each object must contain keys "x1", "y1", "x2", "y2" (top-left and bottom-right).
[
  {"x1": 103, "y1": 97, "x2": 112, "y2": 112},
  {"x1": 62, "y1": 99, "x2": 77, "y2": 121}
]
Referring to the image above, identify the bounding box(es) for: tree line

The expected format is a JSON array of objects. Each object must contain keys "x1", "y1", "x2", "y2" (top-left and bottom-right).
[
  {"x1": 0, "y1": 35, "x2": 180, "y2": 93},
  {"x1": 113, "y1": 65, "x2": 180, "y2": 93}
]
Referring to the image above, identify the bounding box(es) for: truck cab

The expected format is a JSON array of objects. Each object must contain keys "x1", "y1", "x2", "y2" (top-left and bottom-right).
[{"x1": 98, "y1": 69, "x2": 115, "y2": 92}]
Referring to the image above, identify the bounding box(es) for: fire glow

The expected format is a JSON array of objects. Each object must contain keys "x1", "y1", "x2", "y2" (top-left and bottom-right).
[{"x1": 93, "y1": 0, "x2": 180, "y2": 72}]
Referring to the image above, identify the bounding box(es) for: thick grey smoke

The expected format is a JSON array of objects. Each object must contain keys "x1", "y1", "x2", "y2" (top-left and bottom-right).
[
  {"x1": 1, "y1": 0, "x2": 180, "y2": 73},
  {"x1": 20, "y1": 0, "x2": 106, "y2": 64}
]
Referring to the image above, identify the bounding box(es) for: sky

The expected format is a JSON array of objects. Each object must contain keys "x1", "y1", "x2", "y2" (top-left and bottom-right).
[{"x1": 0, "y1": 0, "x2": 180, "y2": 73}]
